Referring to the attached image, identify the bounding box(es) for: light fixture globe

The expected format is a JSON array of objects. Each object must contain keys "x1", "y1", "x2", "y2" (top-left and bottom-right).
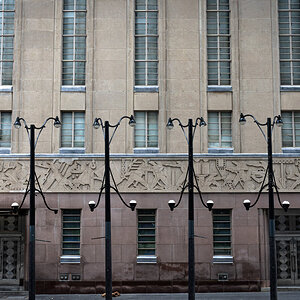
[
  {"x1": 243, "y1": 199, "x2": 251, "y2": 211},
  {"x1": 14, "y1": 117, "x2": 21, "y2": 129},
  {"x1": 54, "y1": 116, "x2": 61, "y2": 128},
  {"x1": 93, "y1": 118, "x2": 101, "y2": 129},
  {"x1": 166, "y1": 118, "x2": 174, "y2": 130},
  {"x1": 199, "y1": 117, "x2": 206, "y2": 127},
  {"x1": 11, "y1": 202, "x2": 19, "y2": 214},
  {"x1": 128, "y1": 115, "x2": 136, "y2": 127},
  {"x1": 88, "y1": 200, "x2": 96, "y2": 212},
  {"x1": 275, "y1": 115, "x2": 283, "y2": 127},
  {"x1": 168, "y1": 199, "x2": 176, "y2": 211},
  {"x1": 129, "y1": 200, "x2": 137, "y2": 211},
  {"x1": 282, "y1": 201, "x2": 290, "y2": 212},
  {"x1": 239, "y1": 113, "x2": 246, "y2": 125},
  {"x1": 206, "y1": 200, "x2": 214, "y2": 211}
]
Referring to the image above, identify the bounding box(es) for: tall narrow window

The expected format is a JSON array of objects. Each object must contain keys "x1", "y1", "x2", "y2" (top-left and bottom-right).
[
  {"x1": 213, "y1": 209, "x2": 231, "y2": 255},
  {"x1": 282, "y1": 111, "x2": 300, "y2": 147},
  {"x1": 207, "y1": 0, "x2": 230, "y2": 86},
  {"x1": 0, "y1": 112, "x2": 11, "y2": 148},
  {"x1": 137, "y1": 209, "x2": 156, "y2": 256},
  {"x1": 62, "y1": 0, "x2": 86, "y2": 86},
  {"x1": 61, "y1": 112, "x2": 85, "y2": 148},
  {"x1": 62, "y1": 209, "x2": 81, "y2": 255},
  {"x1": 208, "y1": 111, "x2": 232, "y2": 148},
  {"x1": 134, "y1": 111, "x2": 158, "y2": 148},
  {"x1": 0, "y1": 0, "x2": 14, "y2": 85},
  {"x1": 135, "y1": 0, "x2": 158, "y2": 86},
  {"x1": 279, "y1": 0, "x2": 300, "y2": 85}
]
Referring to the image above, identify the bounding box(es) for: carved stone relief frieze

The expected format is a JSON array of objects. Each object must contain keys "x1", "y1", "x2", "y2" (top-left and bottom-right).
[{"x1": 0, "y1": 156, "x2": 299, "y2": 193}]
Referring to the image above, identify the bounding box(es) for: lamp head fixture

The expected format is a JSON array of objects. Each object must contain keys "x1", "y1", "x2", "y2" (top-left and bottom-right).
[
  {"x1": 168, "y1": 200, "x2": 176, "y2": 211},
  {"x1": 11, "y1": 202, "x2": 19, "y2": 214},
  {"x1": 128, "y1": 115, "x2": 136, "y2": 127},
  {"x1": 88, "y1": 200, "x2": 96, "y2": 212},
  {"x1": 199, "y1": 117, "x2": 206, "y2": 127},
  {"x1": 166, "y1": 118, "x2": 174, "y2": 130},
  {"x1": 129, "y1": 200, "x2": 137, "y2": 211},
  {"x1": 282, "y1": 201, "x2": 290, "y2": 212},
  {"x1": 14, "y1": 117, "x2": 21, "y2": 129},
  {"x1": 243, "y1": 199, "x2": 251, "y2": 211},
  {"x1": 93, "y1": 118, "x2": 101, "y2": 129},
  {"x1": 54, "y1": 116, "x2": 61, "y2": 128},
  {"x1": 206, "y1": 200, "x2": 214, "y2": 211},
  {"x1": 275, "y1": 115, "x2": 283, "y2": 127},
  {"x1": 239, "y1": 113, "x2": 246, "y2": 125}
]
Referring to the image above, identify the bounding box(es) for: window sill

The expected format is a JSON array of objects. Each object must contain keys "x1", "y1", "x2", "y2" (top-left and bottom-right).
[
  {"x1": 282, "y1": 147, "x2": 300, "y2": 154},
  {"x1": 60, "y1": 255, "x2": 81, "y2": 264},
  {"x1": 134, "y1": 86, "x2": 159, "y2": 93},
  {"x1": 136, "y1": 255, "x2": 157, "y2": 264},
  {"x1": 61, "y1": 86, "x2": 86, "y2": 92},
  {"x1": 0, "y1": 148, "x2": 11, "y2": 154},
  {"x1": 59, "y1": 148, "x2": 85, "y2": 154},
  {"x1": 280, "y1": 85, "x2": 300, "y2": 92},
  {"x1": 134, "y1": 147, "x2": 159, "y2": 154},
  {"x1": 212, "y1": 255, "x2": 234, "y2": 264},
  {"x1": 208, "y1": 148, "x2": 234, "y2": 154},
  {"x1": 207, "y1": 86, "x2": 232, "y2": 92},
  {"x1": 0, "y1": 86, "x2": 13, "y2": 92}
]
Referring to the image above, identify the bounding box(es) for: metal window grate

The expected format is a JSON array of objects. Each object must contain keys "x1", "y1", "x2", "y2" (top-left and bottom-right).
[
  {"x1": 208, "y1": 111, "x2": 232, "y2": 148},
  {"x1": 137, "y1": 209, "x2": 156, "y2": 256},
  {"x1": 207, "y1": 0, "x2": 231, "y2": 86},
  {"x1": 0, "y1": 0, "x2": 14, "y2": 85},
  {"x1": 213, "y1": 209, "x2": 231, "y2": 255},
  {"x1": 62, "y1": 0, "x2": 86, "y2": 86},
  {"x1": 62, "y1": 209, "x2": 81, "y2": 256},
  {"x1": 0, "y1": 112, "x2": 11, "y2": 148},
  {"x1": 135, "y1": 0, "x2": 158, "y2": 86},
  {"x1": 61, "y1": 111, "x2": 85, "y2": 148}
]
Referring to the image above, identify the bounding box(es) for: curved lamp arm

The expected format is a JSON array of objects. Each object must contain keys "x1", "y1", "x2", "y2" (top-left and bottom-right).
[
  {"x1": 109, "y1": 115, "x2": 136, "y2": 144},
  {"x1": 89, "y1": 173, "x2": 106, "y2": 211},
  {"x1": 35, "y1": 116, "x2": 61, "y2": 147},
  {"x1": 239, "y1": 113, "x2": 267, "y2": 142},
  {"x1": 272, "y1": 173, "x2": 290, "y2": 212},
  {"x1": 35, "y1": 173, "x2": 58, "y2": 214},
  {"x1": 243, "y1": 167, "x2": 269, "y2": 210}
]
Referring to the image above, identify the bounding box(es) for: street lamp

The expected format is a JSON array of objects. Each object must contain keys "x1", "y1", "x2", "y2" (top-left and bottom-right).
[
  {"x1": 11, "y1": 116, "x2": 61, "y2": 300},
  {"x1": 89, "y1": 115, "x2": 136, "y2": 300},
  {"x1": 166, "y1": 117, "x2": 214, "y2": 300},
  {"x1": 239, "y1": 113, "x2": 289, "y2": 300}
]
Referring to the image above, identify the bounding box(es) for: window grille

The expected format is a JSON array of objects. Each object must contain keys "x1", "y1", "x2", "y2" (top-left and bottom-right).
[
  {"x1": 62, "y1": 0, "x2": 86, "y2": 86},
  {"x1": 61, "y1": 112, "x2": 85, "y2": 148},
  {"x1": 282, "y1": 111, "x2": 300, "y2": 147},
  {"x1": 208, "y1": 111, "x2": 232, "y2": 148},
  {"x1": 134, "y1": 111, "x2": 158, "y2": 148},
  {"x1": 0, "y1": 112, "x2": 11, "y2": 147},
  {"x1": 0, "y1": 0, "x2": 14, "y2": 85},
  {"x1": 213, "y1": 209, "x2": 231, "y2": 255},
  {"x1": 278, "y1": 0, "x2": 300, "y2": 85},
  {"x1": 207, "y1": 0, "x2": 231, "y2": 85},
  {"x1": 62, "y1": 209, "x2": 81, "y2": 255},
  {"x1": 137, "y1": 209, "x2": 156, "y2": 255},
  {"x1": 135, "y1": 0, "x2": 158, "y2": 86}
]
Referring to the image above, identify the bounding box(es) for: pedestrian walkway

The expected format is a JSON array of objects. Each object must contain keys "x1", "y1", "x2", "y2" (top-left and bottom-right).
[{"x1": 2, "y1": 292, "x2": 300, "y2": 300}]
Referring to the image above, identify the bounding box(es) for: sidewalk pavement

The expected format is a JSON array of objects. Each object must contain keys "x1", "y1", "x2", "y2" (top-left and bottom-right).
[{"x1": 3, "y1": 292, "x2": 300, "y2": 300}]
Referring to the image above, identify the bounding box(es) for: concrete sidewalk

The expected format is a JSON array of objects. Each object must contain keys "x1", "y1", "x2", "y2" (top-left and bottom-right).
[{"x1": 3, "y1": 292, "x2": 300, "y2": 300}]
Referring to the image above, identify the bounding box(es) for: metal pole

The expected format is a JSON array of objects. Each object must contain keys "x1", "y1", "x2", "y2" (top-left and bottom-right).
[
  {"x1": 29, "y1": 125, "x2": 35, "y2": 300},
  {"x1": 104, "y1": 121, "x2": 112, "y2": 300},
  {"x1": 267, "y1": 118, "x2": 277, "y2": 300},
  {"x1": 188, "y1": 119, "x2": 195, "y2": 300}
]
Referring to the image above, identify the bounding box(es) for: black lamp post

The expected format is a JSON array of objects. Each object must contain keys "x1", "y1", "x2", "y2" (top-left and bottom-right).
[
  {"x1": 166, "y1": 117, "x2": 214, "y2": 300},
  {"x1": 11, "y1": 116, "x2": 61, "y2": 300},
  {"x1": 239, "y1": 113, "x2": 290, "y2": 300},
  {"x1": 88, "y1": 115, "x2": 137, "y2": 300}
]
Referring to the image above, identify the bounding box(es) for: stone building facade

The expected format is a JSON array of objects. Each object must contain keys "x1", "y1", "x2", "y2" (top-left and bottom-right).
[{"x1": 1, "y1": 0, "x2": 300, "y2": 294}]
